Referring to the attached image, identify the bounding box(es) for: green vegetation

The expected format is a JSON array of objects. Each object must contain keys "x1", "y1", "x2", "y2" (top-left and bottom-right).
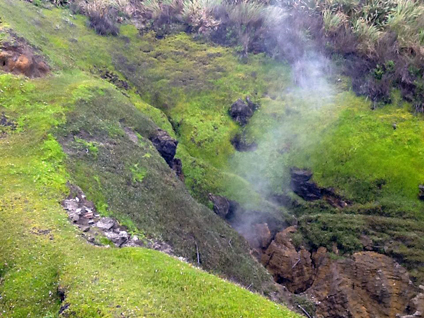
[
  {"x1": 0, "y1": 65, "x2": 298, "y2": 318},
  {"x1": 1, "y1": 0, "x2": 424, "y2": 315}
]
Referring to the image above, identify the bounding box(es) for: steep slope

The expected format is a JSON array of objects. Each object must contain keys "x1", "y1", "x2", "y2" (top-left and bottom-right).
[
  {"x1": 0, "y1": 0, "x2": 280, "y2": 291},
  {"x1": 0, "y1": 62, "x2": 298, "y2": 317}
]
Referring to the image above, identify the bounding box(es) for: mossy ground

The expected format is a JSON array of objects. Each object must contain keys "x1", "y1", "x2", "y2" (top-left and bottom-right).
[
  {"x1": 0, "y1": 70, "x2": 299, "y2": 317},
  {"x1": 1, "y1": 0, "x2": 424, "y2": 314}
]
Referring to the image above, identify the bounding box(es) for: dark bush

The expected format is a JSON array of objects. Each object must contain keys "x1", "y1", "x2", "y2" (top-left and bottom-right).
[{"x1": 88, "y1": 12, "x2": 119, "y2": 36}]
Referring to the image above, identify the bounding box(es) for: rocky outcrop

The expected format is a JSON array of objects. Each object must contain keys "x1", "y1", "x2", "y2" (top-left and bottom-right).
[
  {"x1": 208, "y1": 194, "x2": 238, "y2": 219},
  {"x1": 149, "y1": 128, "x2": 184, "y2": 180},
  {"x1": 62, "y1": 183, "x2": 173, "y2": 253},
  {"x1": 290, "y1": 168, "x2": 322, "y2": 201},
  {"x1": 244, "y1": 224, "x2": 419, "y2": 318},
  {"x1": 290, "y1": 168, "x2": 349, "y2": 207},
  {"x1": 0, "y1": 33, "x2": 49, "y2": 78},
  {"x1": 229, "y1": 97, "x2": 259, "y2": 126},
  {"x1": 308, "y1": 251, "x2": 416, "y2": 318},
  {"x1": 261, "y1": 226, "x2": 315, "y2": 293},
  {"x1": 150, "y1": 129, "x2": 178, "y2": 165}
]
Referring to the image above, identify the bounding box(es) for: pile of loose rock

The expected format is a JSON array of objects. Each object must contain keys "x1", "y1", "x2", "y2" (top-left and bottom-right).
[{"x1": 62, "y1": 184, "x2": 172, "y2": 253}]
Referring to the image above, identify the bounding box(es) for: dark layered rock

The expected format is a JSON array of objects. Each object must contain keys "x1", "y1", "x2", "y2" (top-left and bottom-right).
[
  {"x1": 149, "y1": 128, "x2": 184, "y2": 180},
  {"x1": 208, "y1": 194, "x2": 231, "y2": 218},
  {"x1": 150, "y1": 129, "x2": 178, "y2": 166},
  {"x1": 98, "y1": 68, "x2": 129, "y2": 90},
  {"x1": 170, "y1": 158, "x2": 184, "y2": 182},
  {"x1": 290, "y1": 168, "x2": 322, "y2": 201},
  {"x1": 229, "y1": 97, "x2": 259, "y2": 126},
  {"x1": 290, "y1": 168, "x2": 349, "y2": 207}
]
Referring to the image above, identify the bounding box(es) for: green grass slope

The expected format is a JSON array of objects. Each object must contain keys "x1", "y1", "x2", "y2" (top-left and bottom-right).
[
  {"x1": 0, "y1": 0, "x2": 280, "y2": 291},
  {"x1": 0, "y1": 72, "x2": 298, "y2": 317}
]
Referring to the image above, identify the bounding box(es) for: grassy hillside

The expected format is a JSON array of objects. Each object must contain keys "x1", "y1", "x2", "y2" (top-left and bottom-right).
[
  {"x1": 1, "y1": 0, "x2": 424, "y2": 317},
  {"x1": 0, "y1": 64, "x2": 298, "y2": 317}
]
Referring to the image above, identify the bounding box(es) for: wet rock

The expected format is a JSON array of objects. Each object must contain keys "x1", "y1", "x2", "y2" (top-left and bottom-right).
[
  {"x1": 309, "y1": 251, "x2": 416, "y2": 318},
  {"x1": 261, "y1": 226, "x2": 314, "y2": 293},
  {"x1": 96, "y1": 217, "x2": 116, "y2": 231},
  {"x1": 150, "y1": 129, "x2": 178, "y2": 166},
  {"x1": 253, "y1": 223, "x2": 272, "y2": 249},
  {"x1": 229, "y1": 97, "x2": 258, "y2": 126},
  {"x1": 290, "y1": 168, "x2": 322, "y2": 201}
]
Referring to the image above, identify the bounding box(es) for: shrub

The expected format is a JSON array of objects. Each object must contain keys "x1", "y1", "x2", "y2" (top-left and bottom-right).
[{"x1": 88, "y1": 10, "x2": 120, "y2": 35}]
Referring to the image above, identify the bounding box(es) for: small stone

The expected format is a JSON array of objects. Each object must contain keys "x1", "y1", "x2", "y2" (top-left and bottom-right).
[
  {"x1": 63, "y1": 199, "x2": 78, "y2": 211},
  {"x1": 84, "y1": 211, "x2": 94, "y2": 219},
  {"x1": 96, "y1": 217, "x2": 115, "y2": 230},
  {"x1": 119, "y1": 231, "x2": 129, "y2": 240},
  {"x1": 104, "y1": 231, "x2": 119, "y2": 241},
  {"x1": 70, "y1": 214, "x2": 79, "y2": 223},
  {"x1": 80, "y1": 226, "x2": 90, "y2": 232},
  {"x1": 88, "y1": 220, "x2": 95, "y2": 225}
]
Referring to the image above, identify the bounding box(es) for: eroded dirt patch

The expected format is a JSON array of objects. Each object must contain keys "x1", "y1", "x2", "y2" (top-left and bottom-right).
[{"x1": 0, "y1": 32, "x2": 49, "y2": 78}]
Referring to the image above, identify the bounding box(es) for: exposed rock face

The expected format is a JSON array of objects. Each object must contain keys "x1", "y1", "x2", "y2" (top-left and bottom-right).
[
  {"x1": 150, "y1": 129, "x2": 178, "y2": 165},
  {"x1": 0, "y1": 34, "x2": 49, "y2": 78},
  {"x1": 290, "y1": 168, "x2": 349, "y2": 207},
  {"x1": 170, "y1": 158, "x2": 184, "y2": 182},
  {"x1": 261, "y1": 226, "x2": 314, "y2": 293},
  {"x1": 208, "y1": 194, "x2": 231, "y2": 218},
  {"x1": 229, "y1": 97, "x2": 258, "y2": 126},
  {"x1": 290, "y1": 168, "x2": 322, "y2": 201},
  {"x1": 308, "y1": 251, "x2": 416, "y2": 318},
  {"x1": 246, "y1": 224, "x2": 418, "y2": 318},
  {"x1": 149, "y1": 128, "x2": 184, "y2": 180}
]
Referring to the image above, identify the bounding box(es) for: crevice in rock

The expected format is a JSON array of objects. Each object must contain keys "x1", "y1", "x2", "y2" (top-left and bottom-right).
[{"x1": 149, "y1": 128, "x2": 184, "y2": 181}]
